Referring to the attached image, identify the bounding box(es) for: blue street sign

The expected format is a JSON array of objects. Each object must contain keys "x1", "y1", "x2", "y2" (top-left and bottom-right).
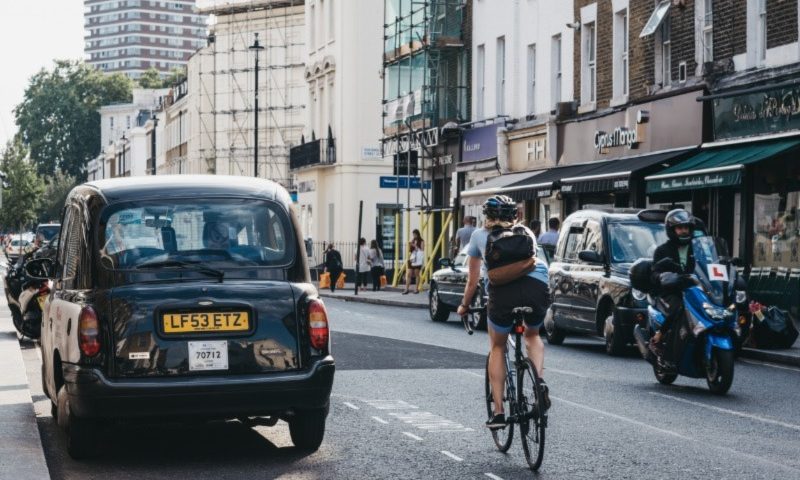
[{"x1": 380, "y1": 176, "x2": 432, "y2": 189}]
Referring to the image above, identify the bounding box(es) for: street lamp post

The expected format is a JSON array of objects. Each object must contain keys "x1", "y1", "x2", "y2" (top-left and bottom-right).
[
  {"x1": 250, "y1": 33, "x2": 265, "y2": 178},
  {"x1": 150, "y1": 113, "x2": 159, "y2": 175},
  {"x1": 120, "y1": 133, "x2": 128, "y2": 177}
]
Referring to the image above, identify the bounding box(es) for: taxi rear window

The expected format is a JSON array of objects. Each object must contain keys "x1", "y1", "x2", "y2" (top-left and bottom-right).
[{"x1": 98, "y1": 198, "x2": 295, "y2": 270}]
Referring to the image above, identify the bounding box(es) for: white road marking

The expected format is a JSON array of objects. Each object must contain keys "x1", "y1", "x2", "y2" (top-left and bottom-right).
[
  {"x1": 484, "y1": 473, "x2": 504, "y2": 480},
  {"x1": 547, "y1": 367, "x2": 589, "y2": 378},
  {"x1": 389, "y1": 411, "x2": 474, "y2": 432},
  {"x1": 552, "y1": 395, "x2": 688, "y2": 439},
  {"x1": 364, "y1": 399, "x2": 419, "y2": 410},
  {"x1": 372, "y1": 416, "x2": 389, "y2": 424},
  {"x1": 460, "y1": 369, "x2": 484, "y2": 378},
  {"x1": 650, "y1": 392, "x2": 800, "y2": 432},
  {"x1": 402, "y1": 431, "x2": 423, "y2": 441},
  {"x1": 740, "y1": 358, "x2": 800, "y2": 373},
  {"x1": 441, "y1": 450, "x2": 463, "y2": 462},
  {"x1": 342, "y1": 402, "x2": 360, "y2": 410}
]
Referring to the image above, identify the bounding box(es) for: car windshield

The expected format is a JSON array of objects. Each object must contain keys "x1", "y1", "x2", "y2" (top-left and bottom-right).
[
  {"x1": 10, "y1": 240, "x2": 28, "y2": 247},
  {"x1": 36, "y1": 226, "x2": 60, "y2": 241},
  {"x1": 99, "y1": 198, "x2": 294, "y2": 270},
  {"x1": 608, "y1": 222, "x2": 667, "y2": 263}
]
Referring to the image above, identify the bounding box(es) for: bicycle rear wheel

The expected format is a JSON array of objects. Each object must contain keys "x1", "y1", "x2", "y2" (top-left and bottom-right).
[
  {"x1": 518, "y1": 358, "x2": 546, "y2": 471},
  {"x1": 485, "y1": 354, "x2": 513, "y2": 452}
]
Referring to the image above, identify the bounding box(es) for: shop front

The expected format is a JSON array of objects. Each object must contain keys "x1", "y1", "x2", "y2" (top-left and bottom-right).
[{"x1": 456, "y1": 122, "x2": 503, "y2": 220}]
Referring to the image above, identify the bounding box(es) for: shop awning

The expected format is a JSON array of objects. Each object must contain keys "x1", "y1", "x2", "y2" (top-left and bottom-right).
[
  {"x1": 559, "y1": 148, "x2": 695, "y2": 194},
  {"x1": 461, "y1": 171, "x2": 542, "y2": 206},
  {"x1": 505, "y1": 161, "x2": 616, "y2": 201},
  {"x1": 646, "y1": 139, "x2": 800, "y2": 194}
]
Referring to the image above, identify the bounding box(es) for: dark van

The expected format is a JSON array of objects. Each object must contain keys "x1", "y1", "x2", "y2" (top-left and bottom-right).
[{"x1": 27, "y1": 176, "x2": 334, "y2": 458}]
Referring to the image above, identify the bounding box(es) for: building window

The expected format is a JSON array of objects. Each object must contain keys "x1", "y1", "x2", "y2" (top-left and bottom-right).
[
  {"x1": 526, "y1": 44, "x2": 536, "y2": 115},
  {"x1": 496, "y1": 36, "x2": 505, "y2": 116},
  {"x1": 702, "y1": 0, "x2": 713, "y2": 62},
  {"x1": 551, "y1": 34, "x2": 562, "y2": 108},
  {"x1": 328, "y1": 76, "x2": 335, "y2": 134},
  {"x1": 613, "y1": 9, "x2": 629, "y2": 99},
  {"x1": 583, "y1": 22, "x2": 596, "y2": 104},
  {"x1": 477, "y1": 44, "x2": 485, "y2": 119},
  {"x1": 758, "y1": 0, "x2": 767, "y2": 62},
  {"x1": 661, "y1": 16, "x2": 671, "y2": 86}
]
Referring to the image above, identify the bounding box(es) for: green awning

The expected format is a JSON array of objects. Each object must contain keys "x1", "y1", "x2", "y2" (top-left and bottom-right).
[{"x1": 645, "y1": 139, "x2": 800, "y2": 194}]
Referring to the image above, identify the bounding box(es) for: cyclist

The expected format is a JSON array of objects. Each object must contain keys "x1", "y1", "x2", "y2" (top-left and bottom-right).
[
  {"x1": 457, "y1": 195, "x2": 551, "y2": 429},
  {"x1": 649, "y1": 208, "x2": 696, "y2": 367}
]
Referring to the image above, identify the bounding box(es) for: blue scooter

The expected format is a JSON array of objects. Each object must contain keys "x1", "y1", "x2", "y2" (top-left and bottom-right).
[{"x1": 633, "y1": 236, "x2": 740, "y2": 395}]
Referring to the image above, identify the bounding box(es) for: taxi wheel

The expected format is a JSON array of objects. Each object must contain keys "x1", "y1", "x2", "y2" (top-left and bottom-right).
[
  {"x1": 289, "y1": 408, "x2": 327, "y2": 451},
  {"x1": 604, "y1": 315, "x2": 626, "y2": 356},
  {"x1": 429, "y1": 285, "x2": 450, "y2": 323},
  {"x1": 56, "y1": 386, "x2": 98, "y2": 459}
]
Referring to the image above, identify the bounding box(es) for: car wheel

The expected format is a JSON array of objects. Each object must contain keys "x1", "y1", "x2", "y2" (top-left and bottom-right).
[
  {"x1": 604, "y1": 314, "x2": 626, "y2": 356},
  {"x1": 289, "y1": 408, "x2": 328, "y2": 451},
  {"x1": 544, "y1": 308, "x2": 565, "y2": 345},
  {"x1": 57, "y1": 385, "x2": 98, "y2": 459},
  {"x1": 429, "y1": 284, "x2": 450, "y2": 323}
]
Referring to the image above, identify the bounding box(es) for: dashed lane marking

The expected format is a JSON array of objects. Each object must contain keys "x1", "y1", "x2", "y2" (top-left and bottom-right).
[
  {"x1": 441, "y1": 451, "x2": 463, "y2": 462},
  {"x1": 389, "y1": 411, "x2": 474, "y2": 432},
  {"x1": 364, "y1": 399, "x2": 418, "y2": 410},
  {"x1": 343, "y1": 402, "x2": 360, "y2": 410},
  {"x1": 484, "y1": 473, "x2": 504, "y2": 480},
  {"x1": 372, "y1": 416, "x2": 389, "y2": 424},
  {"x1": 402, "y1": 431, "x2": 423, "y2": 441},
  {"x1": 460, "y1": 370, "x2": 483, "y2": 378},
  {"x1": 650, "y1": 392, "x2": 800, "y2": 432},
  {"x1": 740, "y1": 358, "x2": 800, "y2": 373}
]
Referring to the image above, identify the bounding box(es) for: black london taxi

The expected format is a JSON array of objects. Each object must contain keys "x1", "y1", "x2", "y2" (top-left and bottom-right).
[
  {"x1": 545, "y1": 209, "x2": 668, "y2": 355},
  {"x1": 25, "y1": 176, "x2": 334, "y2": 458}
]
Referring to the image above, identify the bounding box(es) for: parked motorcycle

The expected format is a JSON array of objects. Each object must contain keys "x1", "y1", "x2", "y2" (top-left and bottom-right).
[
  {"x1": 631, "y1": 236, "x2": 744, "y2": 395},
  {"x1": 4, "y1": 250, "x2": 49, "y2": 339}
]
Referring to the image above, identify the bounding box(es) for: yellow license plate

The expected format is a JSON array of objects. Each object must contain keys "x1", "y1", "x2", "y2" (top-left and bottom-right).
[{"x1": 162, "y1": 312, "x2": 250, "y2": 334}]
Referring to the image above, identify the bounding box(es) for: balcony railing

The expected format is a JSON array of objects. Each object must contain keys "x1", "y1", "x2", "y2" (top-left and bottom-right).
[{"x1": 289, "y1": 138, "x2": 336, "y2": 171}]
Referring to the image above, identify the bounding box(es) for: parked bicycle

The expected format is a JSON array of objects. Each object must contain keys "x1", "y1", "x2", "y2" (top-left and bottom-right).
[{"x1": 462, "y1": 306, "x2": 548, "y2": 471}]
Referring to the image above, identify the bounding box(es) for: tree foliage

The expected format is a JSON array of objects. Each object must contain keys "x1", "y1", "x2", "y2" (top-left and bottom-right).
[
  {"x1": 38, "y1": 171, "x2": 78, "y2": 224},
  {"x1": 0, "y1": 140, "x2": 44, "y2": 231},
  {"x1": 137, "y1": 67, "x2": 164, "y2": 89},
  {"x1": 14, "y1": 60, "x2": 132, "y2": 180},
  {"x1": 163, "y1": 67, "x2": 187, "y2": 88}
]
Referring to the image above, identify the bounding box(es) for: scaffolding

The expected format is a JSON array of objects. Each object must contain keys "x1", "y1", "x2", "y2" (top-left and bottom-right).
[
  {"x1": 382, "y1": 0, "x2": 469, "y2": 289},
  {"x1": 191, "y1": 0, "x2": 306, "y2": 187}
]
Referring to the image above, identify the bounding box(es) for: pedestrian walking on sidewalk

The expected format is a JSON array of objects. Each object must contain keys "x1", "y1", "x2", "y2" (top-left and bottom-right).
[
  {"x1": 412, "y1": 228, "x2": 425, "y2": 252},
  {"x1": 356, "y1": 238, "x2": 370, "y2": 292},
  {"x1": 455, "y1": 216, "x2": 476, "y2": 253},
  {"x1": 403, "y1": 241, "x2": 424, "y2": 294},
  {"x1": 368, "y1": 239, "x2": 385, "y2": 291},
  {"x1": 324, "y1": 243, "x2": 343, "y2": 293}
]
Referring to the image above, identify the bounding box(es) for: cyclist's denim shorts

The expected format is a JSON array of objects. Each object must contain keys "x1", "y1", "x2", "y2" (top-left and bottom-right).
[{"x1": 486, "y1": 276, "x2": 549, "y2": 334}]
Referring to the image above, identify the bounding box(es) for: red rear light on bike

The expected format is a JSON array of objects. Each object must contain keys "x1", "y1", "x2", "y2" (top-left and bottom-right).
[
  {"x1": 78, "y1": 306, "x2": 101, "y2": 357},
  {"x1": 738, "y1": 315, "x2": 748, "y2": 326},
  {"x1": 308, "y1": 299, "x2": 330, "y2": 352},
  {"x1": 514, "y1": 324, "x2": 525, "y2": 335},
  {"x1": 636, "y1": 313, "x2": 646, "y2": 325}
]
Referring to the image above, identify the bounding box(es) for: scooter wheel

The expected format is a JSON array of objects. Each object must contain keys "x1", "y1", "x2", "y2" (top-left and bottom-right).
[{"x1": 653, "y1": 365, "x2": 677, "y2": 385}]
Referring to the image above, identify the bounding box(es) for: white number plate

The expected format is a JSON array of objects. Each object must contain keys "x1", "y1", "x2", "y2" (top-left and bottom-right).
[{"x1": 188, "y1": 341, "x2": 229, "y2": 371}]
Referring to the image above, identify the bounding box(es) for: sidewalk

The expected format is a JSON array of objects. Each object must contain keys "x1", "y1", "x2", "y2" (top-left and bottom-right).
[
  {"x1": 319, "y1": 283, "x2": 429, "y2": 309},
  {"x1": 0, "y1": 289, "x2": 50, "y2": 478}
]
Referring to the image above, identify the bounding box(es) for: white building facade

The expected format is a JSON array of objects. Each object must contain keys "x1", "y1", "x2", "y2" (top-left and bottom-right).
[{"x1": 294, "y1": 0, "x2": 423, "y2": 266}]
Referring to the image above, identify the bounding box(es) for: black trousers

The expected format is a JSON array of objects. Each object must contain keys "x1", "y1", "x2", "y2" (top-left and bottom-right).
[
  {"x1": 357, "y1": 271, "x2": 368, "y2": 288},
  {"x1": 657, "y1": 293, "x2": 685, "y2": 363},
  {"x1": 371, "y1": 266, "x2": 384, "y2": 291},
  {"x1": 329, "y1": 269, "x2": 342, "y2": 292}
]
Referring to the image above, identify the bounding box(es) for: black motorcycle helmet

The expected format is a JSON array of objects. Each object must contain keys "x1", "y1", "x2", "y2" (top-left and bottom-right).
[
  {"x1": 665, "y1": 208, "x2": 694, "y2": 246},
  {"x1": 482, "y1": 195, "x2": 517, "y2": 221},
  {"x1": 629, "y1": 258, "x2": 655, "y2": 294}
]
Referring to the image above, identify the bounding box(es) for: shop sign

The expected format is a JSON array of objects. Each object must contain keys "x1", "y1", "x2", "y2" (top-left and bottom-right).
[
  {"x1": 361, "y1": 146, "x2": 382, "y2": 160},
  {"x1": 714, "y1": 84, "x2": 800, "y2": 140},
  {"x1": 594, "y1": 127, "x2": 638, "y2": 152},
  {"x1": 433, "y1": 155, "x2": 453, "y2": 167},
  {"x1": 379, "y1": 176, "x2": 432, "y2": 189},
  {"x1": 647, "y1": 170, "x2": 741, "y2": 193},
  {"x1": 537, "y1": 189, "x2": 552, "y2": 198},
  {"x1": 383, "y1": 128, "x2": 439, "y2": 155},
  {"x1": 613, "y1": 179, "x2": 629, "y2": 189},
  {"x1": 462, "y1": 124, "x2": 500, "y2": 163}
]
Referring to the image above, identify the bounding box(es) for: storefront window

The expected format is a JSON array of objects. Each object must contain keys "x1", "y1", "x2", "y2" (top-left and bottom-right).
[{"x1": 753, "y1": 192, "x2": 800, "y2": 268}]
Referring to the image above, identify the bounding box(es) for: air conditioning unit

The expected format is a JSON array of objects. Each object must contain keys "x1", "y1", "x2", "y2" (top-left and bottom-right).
[{"x1": 554, "y1": 101, "x2": 578, "y2": 119}]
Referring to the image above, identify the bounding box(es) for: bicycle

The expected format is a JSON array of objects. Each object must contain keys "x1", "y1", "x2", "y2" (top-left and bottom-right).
[{"x1": 462, "y1": 306, "x2": 548, "y2": 471}]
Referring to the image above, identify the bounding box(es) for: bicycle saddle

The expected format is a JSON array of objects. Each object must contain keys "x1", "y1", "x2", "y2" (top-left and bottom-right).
[{"x1": 512, "y1": 307, "x2": 534, "y2": 315}]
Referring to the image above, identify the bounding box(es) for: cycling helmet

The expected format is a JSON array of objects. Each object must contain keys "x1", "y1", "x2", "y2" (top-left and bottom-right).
[
  {"x1": 482, "y1": 195, "x2": 517, "y2": 221},
  {"x1": 665, "y1": 208, "x2": 694, "y2": 246}
]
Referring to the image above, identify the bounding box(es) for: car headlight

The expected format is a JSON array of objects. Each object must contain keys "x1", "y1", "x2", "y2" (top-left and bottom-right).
[
  {"x1": 735, "y1": 290, "x2": 747, "y2": 304},
  {"x1": 703, "y1": 302, "x2": 734, "y2": 321},
  {"x1": 631, "y1": 289, "x2": 646, "y2": 301}
]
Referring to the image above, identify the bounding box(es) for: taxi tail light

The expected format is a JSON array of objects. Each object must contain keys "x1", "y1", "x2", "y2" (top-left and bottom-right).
[
  {"x1": 78, "y1": 306, "x2": 101, "y2": 357},
  {"x1": 308, "y1": 300, "x2": 329, "y2": 351},
  {"x1": 37, "y1": 284, "x2": 50, "y2": 295}
]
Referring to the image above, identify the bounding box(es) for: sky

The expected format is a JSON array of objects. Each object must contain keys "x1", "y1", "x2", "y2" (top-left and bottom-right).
[{"x1": 0, "y1": 1, "x2": 86, "y2": 148}]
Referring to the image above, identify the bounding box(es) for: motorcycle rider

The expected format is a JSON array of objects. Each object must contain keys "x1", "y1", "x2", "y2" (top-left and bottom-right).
[{"x1": 649, "y1": 209, "x2": 696, "y2": 366}]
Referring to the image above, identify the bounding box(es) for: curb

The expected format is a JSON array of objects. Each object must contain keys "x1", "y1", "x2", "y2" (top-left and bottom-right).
[
  {"x1": 740, "y1": 347, "x2": 800, "y2": 367},
  {"x1": 319, "y1": 292, "x2": 428, "y2": 310}
]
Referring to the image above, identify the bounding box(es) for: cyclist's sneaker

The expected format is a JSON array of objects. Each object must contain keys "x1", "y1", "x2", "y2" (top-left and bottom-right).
[
  {"x1": 539, "y1": 380, "x2": 551, "y2": 412},
  {"x1": 485, "y1": 413, "x2": 506, "y2": 429}
]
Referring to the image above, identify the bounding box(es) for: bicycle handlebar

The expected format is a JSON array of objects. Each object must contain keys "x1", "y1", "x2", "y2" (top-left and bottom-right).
[{"x1": 460, "y1": 307, "x2": 483, "y2": 336}]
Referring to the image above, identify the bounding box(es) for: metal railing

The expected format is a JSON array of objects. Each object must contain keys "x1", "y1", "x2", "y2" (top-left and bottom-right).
[{"x1": 289, "y1": 138, "x2": 336, "y2": 170}]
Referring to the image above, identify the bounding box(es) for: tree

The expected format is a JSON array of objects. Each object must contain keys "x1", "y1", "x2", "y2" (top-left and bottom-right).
[
  {"x1": 14, "y1": 60, "x2": 132, "y2": 180},
  {"x1": 37, "y1": 171, "x2": 78, "y2": 224},
  {"x1": 138, "y1": 67, "x2": 164, "y2": 89},
  {"x1": 0, "y1": 139, "x2": 44, "y2": 231},
  {"x1": 163, "y1": 67, "x2": 187, "y2": 87}
]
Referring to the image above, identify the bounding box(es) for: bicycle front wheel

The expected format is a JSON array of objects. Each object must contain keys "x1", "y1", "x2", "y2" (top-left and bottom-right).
[
  {"x1": 518, "y1": 358, "x2": 546, "y2": 471},
  {"x1": 485, "y1": 354, "x2": 513, "y2": 452}
]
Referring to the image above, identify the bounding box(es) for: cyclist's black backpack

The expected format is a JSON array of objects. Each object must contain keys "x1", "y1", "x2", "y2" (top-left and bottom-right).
[{"x1": 485, "y1": 225, "x2": 536, "y2": 285}]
